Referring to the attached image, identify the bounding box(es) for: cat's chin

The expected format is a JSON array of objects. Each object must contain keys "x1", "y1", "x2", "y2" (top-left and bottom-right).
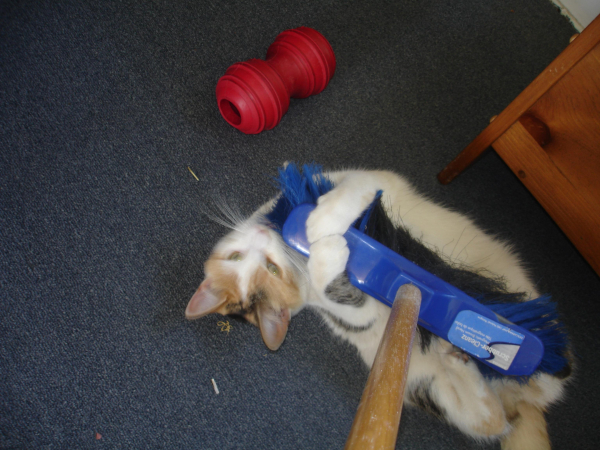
[{"x1": 232, "y1": 313, "x2": 258, "y2": 327}]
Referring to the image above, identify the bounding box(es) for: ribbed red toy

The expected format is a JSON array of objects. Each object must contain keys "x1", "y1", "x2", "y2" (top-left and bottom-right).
[{"x1": 216, "y1": 27, "x2": 336, "y2": 134}]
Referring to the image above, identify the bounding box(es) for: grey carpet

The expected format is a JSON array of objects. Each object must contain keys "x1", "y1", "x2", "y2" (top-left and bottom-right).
[{"x1": 1, "y1": 0, "x2": 598, "y2": 449}]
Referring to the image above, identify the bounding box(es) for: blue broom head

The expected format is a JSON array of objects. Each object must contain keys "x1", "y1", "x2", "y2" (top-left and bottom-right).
[
  {"x1": 483, "y1": 296, "x2": 570, "y2": 380},
  {"x1": 266, "y1": 162, "x2": 570, "y2": 379},
  {"x1": 266, "y1": 163, "x2": 334, "y2": 231},
  {"x1": 266, "y1": 162, "x2": 380, "y2": 232}
]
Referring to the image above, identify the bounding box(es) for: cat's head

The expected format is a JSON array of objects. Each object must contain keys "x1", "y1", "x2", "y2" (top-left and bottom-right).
[{"x1": 186, "y1": 216, "x2": 305, "y2": 351}]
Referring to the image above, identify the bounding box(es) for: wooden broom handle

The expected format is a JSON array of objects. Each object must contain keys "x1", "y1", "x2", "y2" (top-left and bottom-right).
[{"x1": 344, "y1": 284, "x2": 422, "y2": 450}]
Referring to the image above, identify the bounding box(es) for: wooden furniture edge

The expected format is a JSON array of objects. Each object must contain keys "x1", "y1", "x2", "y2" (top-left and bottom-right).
[
  {"x1": 437, "y1": 13, "x2": 600, "y2": 184},
  {"x1": 492, "y1": 121, "x2": 600, "y2": 274}
]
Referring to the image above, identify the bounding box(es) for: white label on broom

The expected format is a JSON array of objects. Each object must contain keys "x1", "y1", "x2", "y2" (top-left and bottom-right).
[{"x1": 448, "y1": 311, "x2": 524, "y2": 370}]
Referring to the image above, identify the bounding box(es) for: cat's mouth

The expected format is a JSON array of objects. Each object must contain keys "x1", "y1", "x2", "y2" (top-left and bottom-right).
[
  {"x1": 229, "y1": 288, "x2": 265, "y2": 309},
  {"x1": 224, "y1": 289, "x2": 268, "y2": 324}
]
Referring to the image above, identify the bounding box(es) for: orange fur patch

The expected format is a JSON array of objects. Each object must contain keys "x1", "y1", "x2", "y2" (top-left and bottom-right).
[
  {"x1": 203, "y1": 257, "x2": 242, "y2": 312},
  {"x1": 249, "y1": 264, "x2": 302, "y2": 311}
]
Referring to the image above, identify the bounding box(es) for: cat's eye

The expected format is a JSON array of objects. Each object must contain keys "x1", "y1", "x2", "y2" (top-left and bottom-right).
[
  {"x1": 228, "y1": 252, "x2": 244, "y2": 261},
  {"x1": 267, "y1": 262, "x2": 280, "y2": 277}
]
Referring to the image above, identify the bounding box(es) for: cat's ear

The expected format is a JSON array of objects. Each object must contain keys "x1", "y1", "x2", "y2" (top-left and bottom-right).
[
  {"x1": 185, "y1": 280, "x2": 226, "y2": 320},
  {"x1": 256, "y1": 304, "x2": 290, "y2": 351}
]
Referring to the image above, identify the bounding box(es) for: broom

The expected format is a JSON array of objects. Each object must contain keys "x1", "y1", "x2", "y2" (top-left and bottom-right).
[{"x1": 266, "y1": 163, "x2": 569, "y2": 378}]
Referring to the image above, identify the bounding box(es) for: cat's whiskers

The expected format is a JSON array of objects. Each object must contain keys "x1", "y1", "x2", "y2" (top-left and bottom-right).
[
  {"x1": 453, "y1": 234, "x2": 479, "y2": 264},
  {"x1": 449, "y1": 226, "x2": 467, "y2": 261},
  {"x1": 441, "y1": 239, "x2": 456, "y2": 258},
  {"x1": 201, "y1": 197, "x2": 247, "y2": 232},
  {"x1": 282, "y1": 244, "x2": 309, "y2": 280}
]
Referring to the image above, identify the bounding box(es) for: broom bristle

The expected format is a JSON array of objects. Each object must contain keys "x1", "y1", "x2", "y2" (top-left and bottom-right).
[
  {"x1": 266, "y1": 163, "x2": 333, "y2": 230},
  {"x1": 485, "y1": 297, "x2": 570, "y2": 379}
]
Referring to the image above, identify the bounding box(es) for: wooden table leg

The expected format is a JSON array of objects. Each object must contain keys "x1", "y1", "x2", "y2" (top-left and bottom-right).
[
  {"x1": 344, "y1": 284, "x2": 422, "y2": 450},
  {"x1": 437, "y1": 140, "x2": 490, "y2": 184}
]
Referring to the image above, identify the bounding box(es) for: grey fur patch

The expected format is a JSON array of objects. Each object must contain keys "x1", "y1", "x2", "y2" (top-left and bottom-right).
[
  {"x1": 315, "y1": 307, "x2": 375, "y2": 333},
  {"x1": 325, "y1": 272, "x2": 367, "y2": 306}
]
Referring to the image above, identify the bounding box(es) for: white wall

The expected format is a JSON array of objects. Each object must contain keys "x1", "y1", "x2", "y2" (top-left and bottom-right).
[{"x1": 553, "y1": 0, "x2": 600, "y2": 30}]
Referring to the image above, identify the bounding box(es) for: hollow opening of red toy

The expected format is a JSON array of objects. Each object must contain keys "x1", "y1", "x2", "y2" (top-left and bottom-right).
[{"x1": 220, "y1": 100, "x2": 242, "y2": 126}]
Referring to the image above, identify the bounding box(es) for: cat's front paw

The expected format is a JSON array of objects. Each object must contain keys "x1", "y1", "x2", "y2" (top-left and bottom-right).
[
  {"x1": 308, "y1": 234, "x2": 350, "y2": 293},
  {"x1": 306, "y1": 192, "x2": 345, "y2": 243},
  {"x1": 307, "y1": 194, "x2": 360, "y2": 244},
  {"x1": 306, "y1": 180, "x2": 379, "y2": 243}
]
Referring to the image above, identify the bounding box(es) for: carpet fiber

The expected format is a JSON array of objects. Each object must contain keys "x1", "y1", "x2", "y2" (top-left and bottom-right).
[{"x1": 1, "y1": 1, "x2": 598, "y2": 448}]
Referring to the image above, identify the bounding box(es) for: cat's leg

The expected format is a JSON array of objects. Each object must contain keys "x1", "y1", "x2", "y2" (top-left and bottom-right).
[
  {"x1": 305, "y1": 174, "x2": 408, "y2": 363},
  {"x1": 306, "y1": 233, "x2": 388, "y2": 358},
  {"x1": 407, "y1": 339, "x2": 509, "y2": 440},
  {"x1": 307, "y1": 234, "x2": 375, "y2": 327},
  {"x1": 306, "y1": 172, "x2": 383, "y2": 243},
  {"x1": 306, "y1": 234, "x2": 350, "y2": 298},
  {"x1": 305, "y1": 172, "x2": 383, "y2": 324}
]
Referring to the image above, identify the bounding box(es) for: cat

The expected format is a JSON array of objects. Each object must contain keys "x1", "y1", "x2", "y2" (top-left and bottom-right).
[{"x1": 186, "y1": 166, "x2": 572, "y2": 449}]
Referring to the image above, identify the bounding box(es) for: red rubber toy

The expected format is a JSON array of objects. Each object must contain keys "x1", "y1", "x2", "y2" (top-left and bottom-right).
[{"x1": 216, "y1": 27, "x2": 336, "y2": 134}]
